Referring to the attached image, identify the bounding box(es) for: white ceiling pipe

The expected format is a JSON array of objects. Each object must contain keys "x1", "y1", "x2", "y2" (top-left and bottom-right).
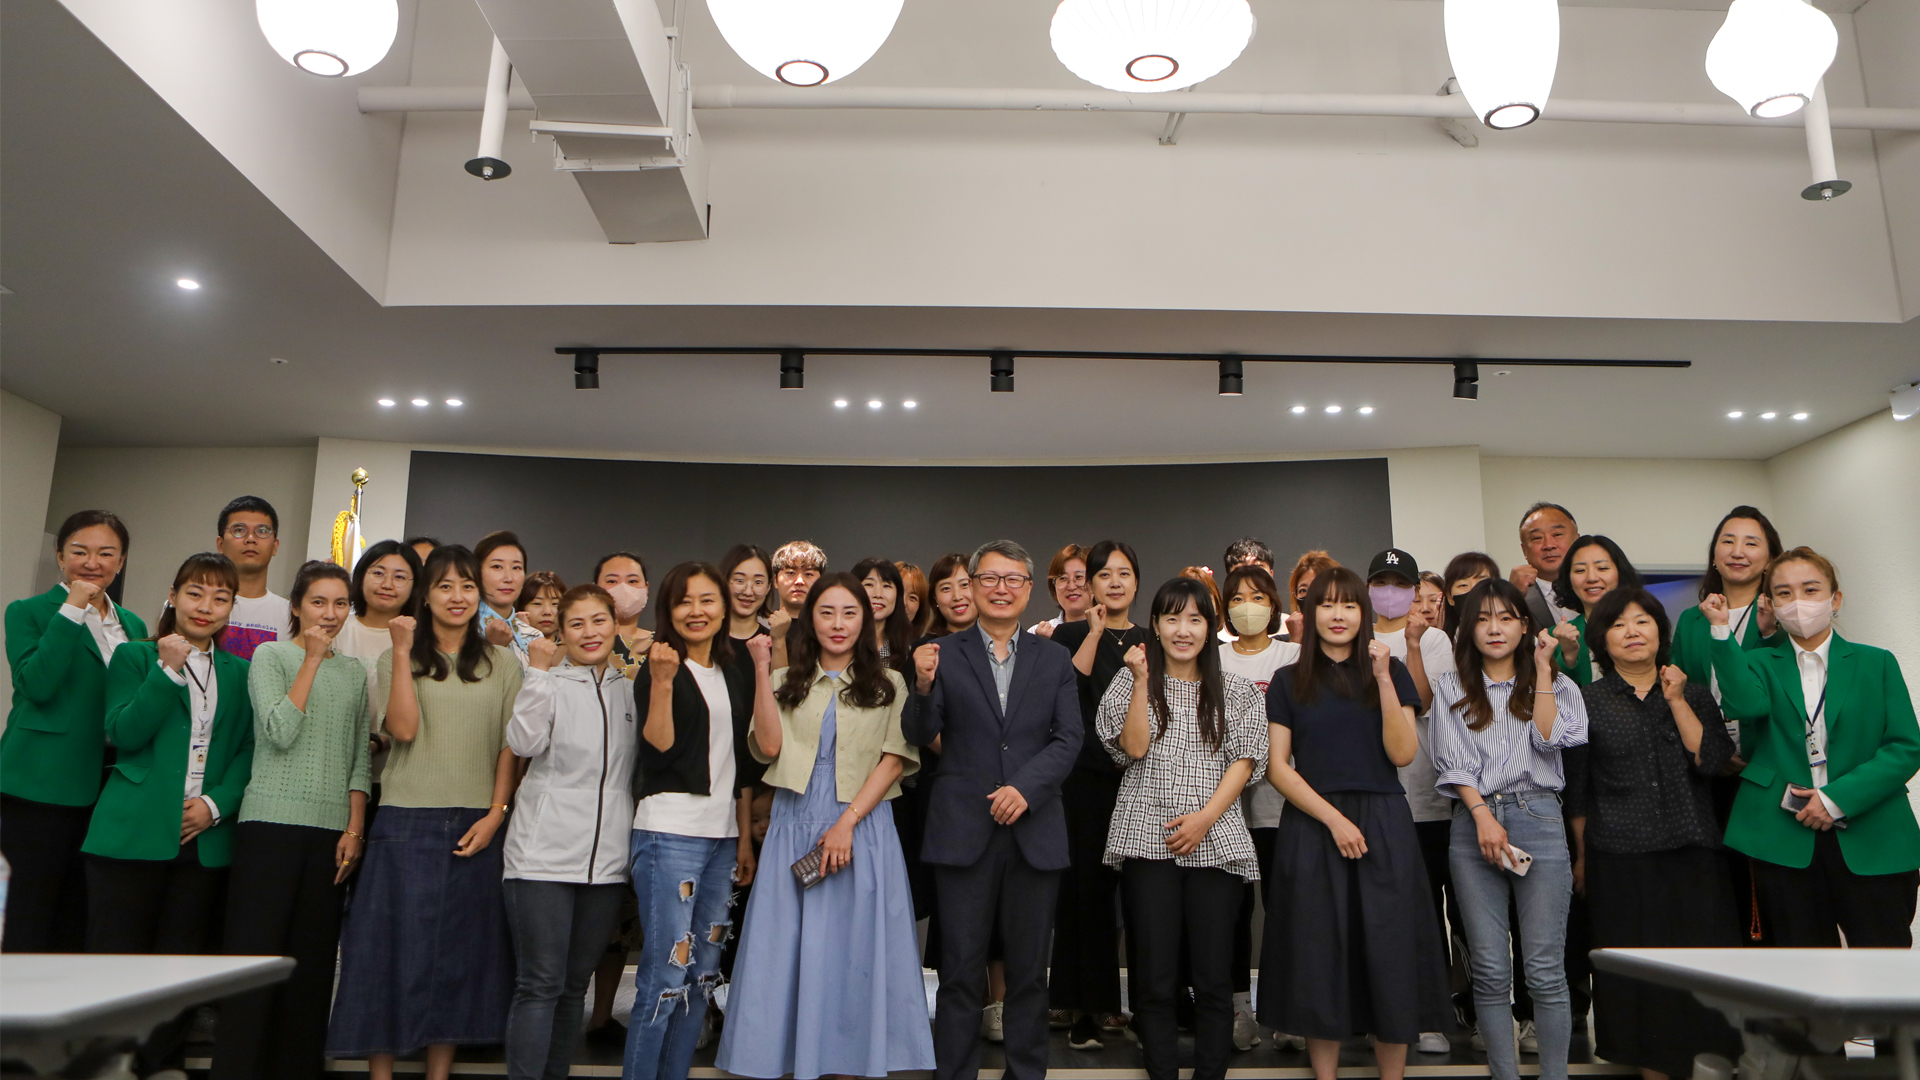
[
  {"x1": 1801, "y1": 80, "x2": 1850, "y2": 200},
  {"x1": 464, "y1": 38, "x2": 513, "y2": 180},
  {"x1": 355, "y1": 84, "x2": 1920, "y2": 130}
]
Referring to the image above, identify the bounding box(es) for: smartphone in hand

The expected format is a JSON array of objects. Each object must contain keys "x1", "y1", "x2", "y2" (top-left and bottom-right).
[{"x1": 1500, "y1": 844, "x2": 1534, "y2": 876}]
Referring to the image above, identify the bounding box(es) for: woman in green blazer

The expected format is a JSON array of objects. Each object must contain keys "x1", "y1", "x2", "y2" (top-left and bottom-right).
[
  {"x1": 83, "y1": 552, "x2": 255, "y2": 958},
  {"x1": 0, "y1": 510, "x2": 143, "y2": 953},
  {"x1": 1707, "y1": 547, "x2": 1920, "y2": 947},
  {"x1": 1545, "y1": 535, "x2": 1641, "y2": 687}
]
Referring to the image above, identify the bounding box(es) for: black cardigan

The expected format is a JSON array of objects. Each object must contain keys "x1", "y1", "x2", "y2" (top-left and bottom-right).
[{"x1": 633, "y1": 659, "x2": 757, "y2": 802}]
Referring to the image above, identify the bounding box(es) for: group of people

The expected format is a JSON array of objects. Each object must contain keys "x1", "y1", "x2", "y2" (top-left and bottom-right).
[{"x1": 2, "y1": 494, "x2": 1916, "y2": 1080}]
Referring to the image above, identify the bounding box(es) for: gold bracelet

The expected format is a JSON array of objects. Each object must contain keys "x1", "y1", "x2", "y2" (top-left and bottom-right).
[
  {"x1": 490, "y1": 803, "x2": 510, "y2": 815},
  {"x1": 345, "y1": 829, "x2": 365, "y2": 841}
]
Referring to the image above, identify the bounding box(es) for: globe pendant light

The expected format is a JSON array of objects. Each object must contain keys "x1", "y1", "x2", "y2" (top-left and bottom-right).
[
  {"x1": 256, "y1": 0, "x2": 398, "y2": 77},
  {"x1": 707, "y1": 0, "x2": 906, "y2": 86},
  {"x1": 1704, "y1": 0, "x2": 1837, "y2": 119},
  {"x1": 1444, "y1": 0, "x2": 1560, "y2": 129},
  {"x1": 1050, "y1": 0, "x2": 1256, "y2": 94}
]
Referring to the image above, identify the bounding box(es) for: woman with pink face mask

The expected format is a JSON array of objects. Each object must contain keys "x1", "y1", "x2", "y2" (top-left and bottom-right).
[
  {"x1": 593, "y1": 552, "x2": 654, "y2": 683},
  {"x1": 1705, "y1": 547, "x2": 1920, "y2": 948}
]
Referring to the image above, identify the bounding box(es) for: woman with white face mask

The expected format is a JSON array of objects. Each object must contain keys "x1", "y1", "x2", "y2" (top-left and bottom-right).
[
  {"x1": 1216, "y1": 565, "x2": 1302, "y2": 1050},
  {"x1": 1706, "y1": 547, "x2": 1920, "y2": 948},
  {"x1": 593, "y1": 552, "x2": 654, "y2": 682}
]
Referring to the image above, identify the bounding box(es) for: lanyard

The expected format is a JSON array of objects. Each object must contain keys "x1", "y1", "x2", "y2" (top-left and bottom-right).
[
  {"x1": 1803, "y1": 677, "x2": 1829, "y2": 764},
  {"x1": 182, "y1": 655, "x2": 209, "y2": 696},
  {"x1": 1727, "y1": 601, "x2": 1754, "y2": 644}
]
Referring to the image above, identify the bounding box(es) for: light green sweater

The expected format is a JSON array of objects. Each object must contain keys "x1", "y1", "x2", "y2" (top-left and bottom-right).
[
  {"x1": 240, "y1": 641, "x2": 372, "y2": 831},
  {"x1": 376, "y1": 646, "x2": 522, "y2": 809}
]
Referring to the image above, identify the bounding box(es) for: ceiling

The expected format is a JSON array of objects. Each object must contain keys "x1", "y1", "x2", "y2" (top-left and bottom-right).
[{"x1": 3, "y1": 0, "x2": 1916, "y2": 463}]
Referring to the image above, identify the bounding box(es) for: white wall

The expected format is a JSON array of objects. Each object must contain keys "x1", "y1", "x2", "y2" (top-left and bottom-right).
[
  {"x1": 45, "y1": 446, "x2": 318, "y2": 626},
  {"x1": 1, "y1": 391, "x2": 64, "y2": 719},
  {"x1": 304, "y1": 438, "x2": 417, "y2": 565},
  {"x1": 1387, "y1": 446, "x2": 1487, "y2": 575},
  {"x1": 1765, "y1": 409, "x2": 1920, "y2": 679},
  {"x1": 1479, "y1": 456, "x2": 1775, "y2": 574}
]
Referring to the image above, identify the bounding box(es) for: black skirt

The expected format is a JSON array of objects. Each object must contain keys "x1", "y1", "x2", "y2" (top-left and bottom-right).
[
  {"x1": 1258, "y1": 791, "x2": 1452, "y2": 1043},
  {"x1": 1586, "y1": 846, "x2": 1745, "y2": 1077}
]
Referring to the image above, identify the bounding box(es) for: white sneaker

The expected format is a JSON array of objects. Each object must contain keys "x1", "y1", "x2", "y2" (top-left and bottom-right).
[
  {"x1": 981, "y1": 1001, "x2": 1005, "y2": 1044},
  {"x1": 1418, "y1": 1031, "x2": 1450, "y2": 1053},
  {"x1": 1517, "y1": 1020, "x2": 1539, "y2": 1054},
  {"x1": 1233, "y1": 1010, "x2": 1261, "y2": 1051}
]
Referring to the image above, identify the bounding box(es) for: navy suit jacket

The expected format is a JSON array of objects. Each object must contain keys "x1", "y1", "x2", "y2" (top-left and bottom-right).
[{"x1": 906, "y1": 627, "x2": 1082, "y2": 871}]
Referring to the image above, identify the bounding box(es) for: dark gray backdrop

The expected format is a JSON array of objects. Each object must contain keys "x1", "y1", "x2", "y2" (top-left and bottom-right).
[{"x1": 405, "y1": 452, "x2": 1393, "y2": 620}]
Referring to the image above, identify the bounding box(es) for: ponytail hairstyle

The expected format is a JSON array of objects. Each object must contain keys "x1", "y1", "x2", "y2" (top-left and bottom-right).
[
  {"x1": 1450, "y1": 578, "x2": 1541, "y2": 732},
  {"x1": 1144, "y1": 577, "x2": 1226, "y2": 749},
  {"x1": 1289, "y1": 565, "x2": 1379, "y2": 707},
  {"x1": 1699, "y1": 506, "x2": 1784, "y2": 601},
  {"x1": 410, "y1": 545, "x2": 495, "y2": 683},
  {"x1": 289, "y1": 560, "x2": 352, "y2": 636},
  {"x1": 152, "y1": 552, "x2": 240, "y2": 642},
  {"x1": 774, "y1": 573, "x2": 897, "y2": 711},
  {"x1": 852, "y1": 557, "x2": 913, "y2": 677}
]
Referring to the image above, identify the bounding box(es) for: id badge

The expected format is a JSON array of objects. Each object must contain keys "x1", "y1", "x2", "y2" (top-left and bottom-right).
[{"x1": 190, "y1": 741, "x2": 209, "y2": 781}]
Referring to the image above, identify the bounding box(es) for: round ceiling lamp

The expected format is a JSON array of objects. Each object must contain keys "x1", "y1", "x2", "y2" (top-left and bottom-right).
[
  {"x1": 1444, "y1": 0, "x2": 1560, "y2": 129},
  {"x1": 256, "y1": 0, "x2": 398, "y2": 77},
  {"x1": 1050, "y1": 0, "x2": 1255, "y2": 94},
  {"x1": 1704, "y1": 0, "x2": 1837, "y2": 119},
  {"x1": 707, "y1": 0, "x2": 906, "y2": 86}
]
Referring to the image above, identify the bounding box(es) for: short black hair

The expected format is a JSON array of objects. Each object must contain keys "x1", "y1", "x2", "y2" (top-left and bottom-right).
[
  {"x1": 1518, "y1": 501, "x2": 1576, "y2": 532},
  {"x1": 350, "y1": 539, "x2": 424, "y2": 616},
  {"x1": 593, "y1": 551, "x2": 650, "y2": 584},
  {"x1": 56, "y1": 510, "x2": 130, "y2": 554},
  {"x1": 1585, "y1": 586, "x2": 1672, "y2": 675},
  {"x1": 218, "y1": 495, "x2": 279, "y2": 535},
  {"x1": 1223, "y1": 536, "x2": 1275, "y2": 570},
  {"x1": 404, "y1": 535, "x2": 440, "y2": 552},
  {"x1": 1085, "y1": 539, "x2": 1140, "y2": 583}
]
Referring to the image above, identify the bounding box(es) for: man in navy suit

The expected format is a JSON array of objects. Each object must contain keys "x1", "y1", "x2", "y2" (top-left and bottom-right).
[{"x1": 908, "y1": 539, "x2": 1083, "y2": 1080}]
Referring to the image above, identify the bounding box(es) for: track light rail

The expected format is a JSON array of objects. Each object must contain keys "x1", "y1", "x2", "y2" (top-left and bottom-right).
[{"x1": 553, "y1": 346, "x2": 1688, "y2": 368}]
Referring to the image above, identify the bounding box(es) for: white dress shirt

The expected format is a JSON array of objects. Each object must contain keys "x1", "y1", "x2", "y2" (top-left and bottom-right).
[
  {"x1": 1711, "y1": 623, "x2": 1842, "y2": 819},
  {"x1": 57, "y1": 582, "x2": 128, "y2": 664},
  {"x1": 159, "y1": 644, "x2": 223, "y2": 822}
]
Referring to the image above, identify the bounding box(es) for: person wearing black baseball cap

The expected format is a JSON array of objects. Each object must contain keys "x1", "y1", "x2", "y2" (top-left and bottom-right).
[{"x1": 1367, "y1": 548, "x2": 1458, "y2": 1055}]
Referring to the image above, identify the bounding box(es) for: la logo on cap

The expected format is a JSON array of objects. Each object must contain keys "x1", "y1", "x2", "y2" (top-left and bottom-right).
[{"x1": 1385, "y1": 552, "x2": 1400, "y2": 564}]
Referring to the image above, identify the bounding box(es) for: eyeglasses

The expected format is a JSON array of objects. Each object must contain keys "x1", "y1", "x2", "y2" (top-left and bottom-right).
[
  {"x1": 1053, "y1": 573, "x2": 1088, "y2": 587},
  {"x1": 224, "y1": 524, "x2": 276, "y2": 540},
  {"x1": 730, "y1": 574, "x2": 767, "y2": 587},
  {"x1": 974, "y1": 573, "x2": 1032, "y2": 589}
]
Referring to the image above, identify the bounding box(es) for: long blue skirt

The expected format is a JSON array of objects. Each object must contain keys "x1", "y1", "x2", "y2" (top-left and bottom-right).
[
  {"x1": 326, "y1": 806, "x2": 514, "y2": 1057},
  {"x1": 714, "y1": 705, "x2": 934, "y2": 1079}
]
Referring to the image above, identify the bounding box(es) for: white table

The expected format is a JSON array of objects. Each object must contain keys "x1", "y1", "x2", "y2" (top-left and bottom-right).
[
  {"x1": 1590, "y1": 949, "x2": 1920, "y2": 1080},
  {"x1": 1, "y1": 953, "x2": 293, "y2": 1074}
]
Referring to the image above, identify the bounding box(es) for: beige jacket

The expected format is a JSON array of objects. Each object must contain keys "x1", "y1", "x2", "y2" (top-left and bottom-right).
[{"x1": 752, "y1": 666, "x2": 920, "y2": 801}]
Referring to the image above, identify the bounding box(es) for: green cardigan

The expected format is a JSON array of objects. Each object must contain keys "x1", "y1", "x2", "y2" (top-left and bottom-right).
[
  {"x1": 240, "y1": 641, "x2": 371, "y2": 831},
  {"x1": 2, "y1": 586, "x2": 149, "y2": 806},
  {"x1": 1671, "y1": 601, "x2": 1780, "y2": 712},
  {"x1": 82, "y1": 642, "x2": 255, "y2": 867},
  {"x1": 1710, "y1": 632, "x2": 1920, "y2": 875}
]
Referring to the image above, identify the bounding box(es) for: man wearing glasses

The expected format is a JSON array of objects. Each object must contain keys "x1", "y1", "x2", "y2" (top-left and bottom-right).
[
  {"x1": 213, "y1": 495, "x2": 289, "y2": 660},
  {"x1": 907, "y1": 540, "x2": 1082, "y2": 1080}
]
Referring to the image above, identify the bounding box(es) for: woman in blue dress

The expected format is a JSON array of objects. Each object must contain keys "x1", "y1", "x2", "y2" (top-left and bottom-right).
[{"x1": 715, "y1": 573, "x2": 934, "y2": 1079}]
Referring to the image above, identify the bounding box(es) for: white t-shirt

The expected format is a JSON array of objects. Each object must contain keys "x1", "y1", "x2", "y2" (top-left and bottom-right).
[
  {"x1": 334, "y1": 616, "x2": 394, "y2": 728},
  {"x1": 220, "y1": 591, "x2": 291, "y2": 660},
  {"x1": 631, "y1": 659, "x2": 740, "y2": 839},
  {"x1": 1376, "y1": 625, "x2": 1457, "y2": 823},
  {"x1": 1220, "y1": 638, "x2": 1302, "y2": 829}
]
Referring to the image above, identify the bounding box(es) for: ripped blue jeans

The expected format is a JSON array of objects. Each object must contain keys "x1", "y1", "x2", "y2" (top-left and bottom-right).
[{"x1": 622, "y1": 829, "x2": 737, "y2": 1080}]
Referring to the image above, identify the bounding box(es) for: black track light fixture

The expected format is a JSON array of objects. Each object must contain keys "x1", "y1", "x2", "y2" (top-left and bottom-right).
[
  {"x1": 1218, "y1": 357, "x2": 1244, "y2": 396},
  {"x1": 990, "y1": 351, "x2": 1015, "y2": 393},
  {"x1": 1453, "y1": 359, "x2": 1479, "y2": 400},
  {"x1": 780, "y1": 350, "x2": 805, "y2": 389},
  {"x1": 574, "y1": 350, "x2": 600, "y2": 390}
]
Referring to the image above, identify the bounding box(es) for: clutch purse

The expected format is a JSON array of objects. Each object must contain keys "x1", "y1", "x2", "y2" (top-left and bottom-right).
[{"x1": 791, "y1": 843, "x2": 828, "y2": 889}]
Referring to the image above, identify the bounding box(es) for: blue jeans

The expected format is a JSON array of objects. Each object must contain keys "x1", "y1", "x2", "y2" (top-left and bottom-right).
[
  {"x1": 622, "y1": 830, "x2": 737, "y2": 1080},
  {"x1": 1449, "y1": 791, "x2": 1572, "y2": 1080}
]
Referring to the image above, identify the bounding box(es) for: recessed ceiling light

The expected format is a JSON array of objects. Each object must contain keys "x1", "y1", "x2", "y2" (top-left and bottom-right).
[
  {"x1": 1290, "y1": 404, "x2": 1307, "y2": 414},
  {"x1": 1358, "y1": 406, "x2": 1375, "y2": 415},
  {"x1": 903, "y1": 400, "x2": 918, "y2": 409},
  {"x1": 376, "y1": 398, "x2": 395, "y2": 407},
  {"x1": 445, "y1": 398, "x2": 463, "y2": 407},
  {"x1": 270, "y1": 357, "x2": 290, "y2": 365},
  {"x1": 1727, "y1": 411, "x2": 1744, "y2": 419},
  {"x1": 1792, "y1": 412, "x2": 1809, "y2": 420},
  {"x1": 1325, "y1": 404, "x2": 1342, "y2": 414},
  {"x1": 176, "y1": 278, "x2": 200, "y2": 290},
  {"x1": 834, "y1": 399, "x2": 848, "y2": 408},
  {"x1": 1760, "y1": 411, "x2": 1777, "y2": 420},
  {"x1": 1495, "y1": 370, "x2": 1513, "y2": 376},
  {"x1": 867, "y1": 399, "x2": 882, "y2": 409},
  {"x1": 411, "y1": 398, "x2": 429, "y2": 407}
]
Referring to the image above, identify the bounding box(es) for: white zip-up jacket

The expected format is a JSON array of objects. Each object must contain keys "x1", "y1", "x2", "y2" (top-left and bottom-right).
[{"x1": 504, "y1": 661, "x2": 639, "y2": 884}]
